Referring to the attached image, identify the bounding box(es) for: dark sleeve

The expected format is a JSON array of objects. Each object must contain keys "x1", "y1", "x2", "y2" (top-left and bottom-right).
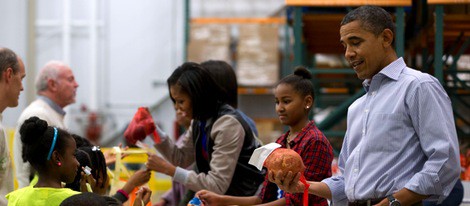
[
  {"x1": 258, "y1": 175, "x2": 279, "y2": 203},
  {"x1": 112, "y1": 192, "x2": 128, "y2": 203}
]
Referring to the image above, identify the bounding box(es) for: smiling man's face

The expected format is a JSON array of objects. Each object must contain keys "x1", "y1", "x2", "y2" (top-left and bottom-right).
[{"x1": 340, "y1": 20, "x2": 388, "y2": 80}]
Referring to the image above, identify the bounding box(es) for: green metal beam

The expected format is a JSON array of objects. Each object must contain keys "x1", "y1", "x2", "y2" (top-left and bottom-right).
[
  {"x1": 449, "y1": 37, "x2": 470, "y2": 72},
  {"x1": 293, "y1": 7, "x2": 304, "y2": 66},
  {"x1": 317, "y1": 89, "x2": 366, "y2": 130},
  {"x1": 282, "y1": 21, "x2": 291, "y2": 78},
  {"x1": 395, "y1": 7, "x2": 405, "y2": 57},
  {"x1": 434, "y1": 5, "x2": 444, "y2": 84},
  {"x1": 184, "y1": 0, "x2": 190, "y2": 61}
]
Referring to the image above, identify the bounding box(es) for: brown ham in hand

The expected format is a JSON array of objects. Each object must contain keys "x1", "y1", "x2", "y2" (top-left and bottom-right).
[{"x1": 264, "y1": 148, "x2": 305, "y2": 174}]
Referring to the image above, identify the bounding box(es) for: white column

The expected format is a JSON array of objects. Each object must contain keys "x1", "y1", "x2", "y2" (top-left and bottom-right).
[
  {"x1": 62, "y1": 0, "x2": 71, "y2": 63},
  {"x1": 89, "y1": 0, "x2": 98, "y2": 110}
]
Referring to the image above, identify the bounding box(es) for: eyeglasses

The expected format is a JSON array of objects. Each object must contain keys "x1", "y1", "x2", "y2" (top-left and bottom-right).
[{"x1": 92, "y1": 146, "x2": 101, "y2": 152}]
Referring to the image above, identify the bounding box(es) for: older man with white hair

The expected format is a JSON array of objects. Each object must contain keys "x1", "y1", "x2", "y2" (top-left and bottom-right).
[{"x1": 13, "y1": 60, "x2": 79, "y2": 188}]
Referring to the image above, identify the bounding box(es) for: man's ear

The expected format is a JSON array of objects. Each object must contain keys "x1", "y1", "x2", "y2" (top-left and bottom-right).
[
  {"x1": 47, "y1": 78, "x2": 57, "y2": 91},
  {"x1": 382, "y1": 28, "x2": 394, "y2": 48},
  {"x1": 3, "y1": 68, "x2": 13, "y2": 83}
]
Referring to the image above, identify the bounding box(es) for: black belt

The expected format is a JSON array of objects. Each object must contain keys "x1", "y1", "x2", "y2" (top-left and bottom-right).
[
  {"x1": 348, "y1": 198, "x2": 383, "y2": 206},
  {"x1": 349, "y1": 199, "x2": 423, "y2": 206}
]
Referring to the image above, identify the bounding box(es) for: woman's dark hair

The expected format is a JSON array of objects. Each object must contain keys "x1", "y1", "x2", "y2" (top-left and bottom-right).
[
  {"x1": 201, "y1": 60, "x2": 237, "y2": 108},
  {"x1": 60, "y1": 192, "x2": 122, "y2": 206},
  {"x1": 65, "y1": 145, "x2": 108, "y2": 191},
  {"x1": 20, "y1": 116, "x2": 72, "y2": 170},
  {"x1": 167, "y1": 62, "x2": 226, "y2": 120},
  {"x1": 276, "y1": 66, "x2": 315, "y2": 101}
]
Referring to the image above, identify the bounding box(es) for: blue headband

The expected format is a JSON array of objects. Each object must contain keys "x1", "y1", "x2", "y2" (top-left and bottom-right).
[{"x1": 46, "y1": 127, "x2": 58, "y2": 160}]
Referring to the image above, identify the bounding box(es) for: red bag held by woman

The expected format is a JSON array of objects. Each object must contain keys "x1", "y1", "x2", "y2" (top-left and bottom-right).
[{"x1": 124, "y1": 107, "x2": 160, "y2": 145}]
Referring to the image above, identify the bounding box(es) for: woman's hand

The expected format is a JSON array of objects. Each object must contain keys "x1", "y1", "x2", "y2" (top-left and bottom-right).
[
  {"x1": 79, "y1": 169, "x2": 97, "y2": 193},
  {"x1": 146, "y1": 153, "x2": 176, "y2": 176}
]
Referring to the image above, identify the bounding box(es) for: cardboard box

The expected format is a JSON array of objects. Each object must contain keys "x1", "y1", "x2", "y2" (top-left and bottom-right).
[
  {"x1": 187, "y1": 24, "x2": 231, "y2": 63},
  {"x1": 236, "y1": 24, "x2": 280, "y2": 86},
  {"x1": 255, "y1": 118, "x2": 283, "y2": 145}
]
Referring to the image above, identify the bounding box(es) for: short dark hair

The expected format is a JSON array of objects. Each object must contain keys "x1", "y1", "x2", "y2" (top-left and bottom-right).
[
  {"x1": 167, "y1": 62, "x2": 226, "y2": 120},
  {"x1": 276, "y1": 66, "x2": 315, "y2": 105},
  {"x1": 341, "y1": 5, "x2": 395, "y2": 44},
  {"x1": 201, "y1": 60, "x2": 238, "y2": 108},
  {"x1": 72, "y1": 134, "x2": 93, "y2": 148},
  {"x1": 19, "y1": 116, "x2": 72, "y2": 170},
  {"x1": 0, "y1": 47, "x2": 19, "y2": 80}
]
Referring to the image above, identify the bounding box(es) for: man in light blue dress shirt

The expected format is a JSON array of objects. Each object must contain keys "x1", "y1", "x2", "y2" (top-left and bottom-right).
[{"x1": 269, "y1": 5, "x2": 460, "y2": 206}]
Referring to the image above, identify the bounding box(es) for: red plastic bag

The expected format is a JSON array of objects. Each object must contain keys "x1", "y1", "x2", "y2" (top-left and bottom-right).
[{"x1": 124, "y1": 107, "x2": 160, "y2": 145}]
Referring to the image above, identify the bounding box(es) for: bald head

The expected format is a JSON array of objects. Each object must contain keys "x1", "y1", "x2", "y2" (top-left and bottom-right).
[
  {"x1": 35, "y1": 61, "x2": 69, "y2": 92},
  {"x1": 35, "y1": 60, "x2": 79, "y2": 108}
]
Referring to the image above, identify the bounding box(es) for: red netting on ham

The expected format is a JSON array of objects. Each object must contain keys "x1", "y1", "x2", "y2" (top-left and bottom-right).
[{"x1": 124, "y1": 107, "x2": 160, "y2": 145}]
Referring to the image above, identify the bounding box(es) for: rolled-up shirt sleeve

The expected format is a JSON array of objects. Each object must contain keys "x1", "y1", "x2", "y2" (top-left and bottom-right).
[
  {"x1": 322, "y1": 175, "x2": 348, "y2": 205},
  {"x1": 323, "y1": 137, "x2": 349, "y2": 205}
]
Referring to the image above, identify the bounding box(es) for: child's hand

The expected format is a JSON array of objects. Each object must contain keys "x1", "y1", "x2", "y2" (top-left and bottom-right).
[
  {"x1": 196, "y1": 190, "x2": 224, "y2": 206},
  {"x1": 128, "y1": 169, "x2": 151, "y2": 187},
  {"x1": 121, "y1": 169, "x2": 151, "y2": 194},
  {"x1": 79, "y1": 169, "x2": 96, "y2": 193},
  {"x1": 133, "y1": 187, "x2": 152, "y2": 206},
  {"x1": 104, "y1": 143, "x2": 129, "y2": 165}
]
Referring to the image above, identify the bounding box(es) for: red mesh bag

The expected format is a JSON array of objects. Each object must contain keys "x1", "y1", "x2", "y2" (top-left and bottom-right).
[
  {"x1": 124, "y1": 107, "x2": 161, "y2": 145},
  {"x1": 264, "y1": 148, "x2": 310, "y2": 205}
]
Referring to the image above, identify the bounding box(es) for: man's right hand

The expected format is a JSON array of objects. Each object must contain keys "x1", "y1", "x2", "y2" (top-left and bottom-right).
[{"x1": 268, "y1": 170, "x2": 304, "y2": 194}]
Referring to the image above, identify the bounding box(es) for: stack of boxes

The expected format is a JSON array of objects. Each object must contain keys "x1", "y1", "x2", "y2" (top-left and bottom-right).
[
  {"x1": 236, "y1": 24, "x2": 280, "y2": 86},
  {"x1": 187, "y1": 24, "x2": 231, "y2": 63}
]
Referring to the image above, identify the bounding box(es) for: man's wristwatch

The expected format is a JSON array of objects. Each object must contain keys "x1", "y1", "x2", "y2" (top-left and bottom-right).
[{"x1": 387, "y1": 195, "x2": 401, "y2": 206}]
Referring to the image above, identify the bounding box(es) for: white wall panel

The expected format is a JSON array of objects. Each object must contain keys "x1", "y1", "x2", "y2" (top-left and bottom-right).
[{"x1": 0, "y1": 0, "x2": 29, "y2": 127}]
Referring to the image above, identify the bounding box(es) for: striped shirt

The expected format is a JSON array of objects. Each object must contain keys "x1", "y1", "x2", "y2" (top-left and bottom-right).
[{"x1": 322, "y1": 58, "x2": 460, "y2": 204}]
